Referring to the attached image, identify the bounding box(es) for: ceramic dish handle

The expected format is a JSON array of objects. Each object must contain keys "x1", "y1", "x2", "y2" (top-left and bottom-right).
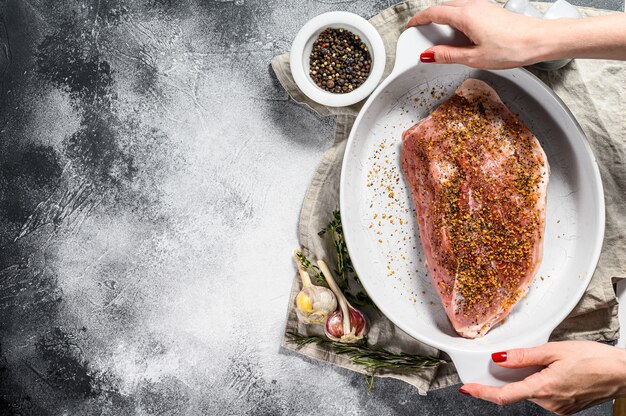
[
  {"x1": 447, "y1": 331, "x2": 552, "y2": 386},
  {"x1": 392, "y1": 24, "x2": 471, "y2": 75}
]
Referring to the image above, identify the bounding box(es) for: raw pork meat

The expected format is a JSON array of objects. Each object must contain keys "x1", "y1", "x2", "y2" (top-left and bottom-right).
[{"x1": 401, "y1": 79, "x2": 549, "y2": 338}]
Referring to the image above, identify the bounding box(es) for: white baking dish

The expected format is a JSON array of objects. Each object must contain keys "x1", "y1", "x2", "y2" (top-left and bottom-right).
[{"x1": 340, "y1": 24, "x2": 605, "y2": 385}]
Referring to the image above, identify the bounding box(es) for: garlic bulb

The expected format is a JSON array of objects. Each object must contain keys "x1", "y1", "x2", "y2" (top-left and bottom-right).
[
  {"x1": 325, "y1": 305, "x2": 366, "y2": 343},
  {"x1": 293, "y1": 251, "x2": 337, "y2": 324},
  {"x1": 318, "y1": 260, "x2": 367, "y2": 343}
]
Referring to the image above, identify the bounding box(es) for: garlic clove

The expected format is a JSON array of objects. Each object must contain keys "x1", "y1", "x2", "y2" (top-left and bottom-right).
[
  {"x1": 295, "y1": 285, "x2": 337, "y2": 324},
  {"x1": 324, "y1": 305, "x2": 367, "y2": 342},
  {"x1": 324, "y1": 309, "x2": 344, "y2": 339},
  {"x1": 296, "y1": 290, "x2": 314, "y2": 313},
  {"x1": 318, "y1": 259, "x2": 368, "y2": 344},
  {"x1": 293, "y1": 250, "x2": 338, "y2": 325}
]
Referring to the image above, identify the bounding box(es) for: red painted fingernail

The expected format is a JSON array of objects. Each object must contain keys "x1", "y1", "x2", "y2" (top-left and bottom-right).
[
  {"x1": 492, "y1": 351, "x2": 508, "y2": 363},
  {"x1": 420, "y1": 51, "x2": 436, "y2": 63},
  {"x1": 459, "y1": 388, "x2": 470, "y2": 396}
]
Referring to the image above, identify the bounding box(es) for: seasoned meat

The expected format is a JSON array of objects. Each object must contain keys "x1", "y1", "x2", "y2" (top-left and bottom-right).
[{"x1": 401, "y1": 79, "x2": 549, "y2": 338}]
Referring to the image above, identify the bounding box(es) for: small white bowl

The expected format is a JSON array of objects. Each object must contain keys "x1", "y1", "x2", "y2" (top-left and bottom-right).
[{"x1": 290, "y1": 12, "x2": 386, "y2": 107}]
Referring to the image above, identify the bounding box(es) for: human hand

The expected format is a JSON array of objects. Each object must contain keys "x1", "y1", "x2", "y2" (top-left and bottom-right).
[
  {"x1": 406, "y1": 0, "x2": 549, "y2": 69},
  {"x1": 460, "y1": 341, "x2": 626, "y2": 415}
]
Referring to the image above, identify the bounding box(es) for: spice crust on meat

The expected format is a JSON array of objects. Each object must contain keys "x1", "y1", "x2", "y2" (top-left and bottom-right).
[{"x1": 401, "y1": 79, "x2": 549, "y2": 338}]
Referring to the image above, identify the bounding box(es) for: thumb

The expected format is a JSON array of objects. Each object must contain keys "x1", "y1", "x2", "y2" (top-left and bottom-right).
[
  {"x1": 494, "y1": 344, "x2": 558, "y2": 369},
  {"x1": 421, "y1": 46, "x2": 477, "y2": 65}
]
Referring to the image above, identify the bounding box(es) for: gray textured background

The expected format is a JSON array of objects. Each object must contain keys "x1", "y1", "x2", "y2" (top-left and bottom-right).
[{"x1": 0, "y1": 0, "x2": 623, "y2": 415}]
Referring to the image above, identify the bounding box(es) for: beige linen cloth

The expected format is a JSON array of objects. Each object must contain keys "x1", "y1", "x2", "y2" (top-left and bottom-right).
[{"x1": 273, "y1": 0, "x2": 626, "y2": 393}]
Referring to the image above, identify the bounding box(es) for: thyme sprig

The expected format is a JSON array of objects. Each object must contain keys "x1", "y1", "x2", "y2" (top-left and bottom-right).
[
  {"x1": 287, "y1": 332, "x2": 446, "y2": 389},
  {"x1": 318, "y1": 210, "x2": 354, "y2": 279},
  {"x1": 296, "y1": 249, "x2": 374, "y2": 309},
  {"x1": 295, "y1": 251, "x2": 326, "y2": 287},
  {"x1": 318, "y1": 210, "x2": 376, "y2": 309}
]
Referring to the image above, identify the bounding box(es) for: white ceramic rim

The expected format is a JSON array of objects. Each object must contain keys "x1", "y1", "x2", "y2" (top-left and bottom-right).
[{"x1": 289, "y1": 11, "x2": 386, "y2": 107}]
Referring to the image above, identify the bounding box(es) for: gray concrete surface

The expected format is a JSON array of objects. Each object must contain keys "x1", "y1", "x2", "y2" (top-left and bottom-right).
[{"x1": 0, "y1": 0, "x2": 622, "y2": 415}]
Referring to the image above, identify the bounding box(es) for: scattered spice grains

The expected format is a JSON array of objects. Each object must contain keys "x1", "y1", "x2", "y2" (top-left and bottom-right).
[
  {"x1": 363, "y1": 85, "x2": 454, "y2": 302},
  {"x1": 366, "y1": 135, "x2": 419, "y2": 285},
  {"x1": 309, "y1": 28, "x2": 372, "y2": 93}
]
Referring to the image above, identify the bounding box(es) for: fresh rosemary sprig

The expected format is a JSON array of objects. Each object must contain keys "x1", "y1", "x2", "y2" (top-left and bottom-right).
[{"x1": 286, "y1": 332, "x2": 446, "y2": 389}]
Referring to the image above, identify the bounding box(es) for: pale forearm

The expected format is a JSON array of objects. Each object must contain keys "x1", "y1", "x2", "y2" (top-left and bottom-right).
[
  {"x1": 408, "y1": 0, "x2": 626, "y2": 69},
  {"x1": 537, "y1": 14, "x2": 626, "y2": 62}
]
